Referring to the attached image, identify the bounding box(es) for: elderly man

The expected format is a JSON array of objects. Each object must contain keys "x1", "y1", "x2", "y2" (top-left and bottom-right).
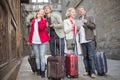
[
  {"x1": 43, "y1": 5, "x2": 65, "y2": 56},
  {"x1": 78, "y1": 6, "x2": 96, "y2": 78}
]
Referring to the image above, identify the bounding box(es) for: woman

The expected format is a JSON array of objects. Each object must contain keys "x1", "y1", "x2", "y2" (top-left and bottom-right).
[
  {"x1": 27, "y1": 9, "x2": 50, "y2": 77},
  {"x1": 64, "y1": 8, "x2": 81, "y2": 54}
]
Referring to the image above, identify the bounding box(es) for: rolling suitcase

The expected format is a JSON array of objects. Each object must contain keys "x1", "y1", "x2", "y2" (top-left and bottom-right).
[
  {"x1": 94, "y1": 51, "x2": 108, "y2": 75},
  {"x1": 47, "y1": 56, "x2": 65, "y2": 79},
  {"x1": 47, "y1": 39, "x2": 65, "y2": 79},
  {"x1": 28, "y1": 55, "x2": 37, "y2": 72},
  {"x1": 28, "y1": 46, "x2": 37, "y2": 72},
  {"x1": 66, "y1": 54, "x2": 78, "y2": 77}
]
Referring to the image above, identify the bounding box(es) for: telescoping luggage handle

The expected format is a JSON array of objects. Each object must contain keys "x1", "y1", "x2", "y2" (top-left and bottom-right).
[
  {"x1": 29, "y1": 45, "x2": 35, "y2": 57},
  {"x1": 55, "y1": 38, "x2": 62, "y2": 56}
]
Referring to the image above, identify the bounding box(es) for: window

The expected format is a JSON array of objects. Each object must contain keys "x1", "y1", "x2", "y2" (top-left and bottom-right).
[
  {"x1": 32, "y1": 0, "x2": 49, "y2": 3},
  {"x1": 32, "y1": 0, "x2": 36, "y2": 2}
]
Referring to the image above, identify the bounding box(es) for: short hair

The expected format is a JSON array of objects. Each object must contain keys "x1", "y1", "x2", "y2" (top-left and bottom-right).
[
  {"x1": 43, "y1": 5, "x2": 51, "y2": 10},
  {"x1": 78, "y1": 6, "x2": 86, "y2": 11},
  {"x1": 65, "y1": 8, "x2": 75, "y2": 18}
]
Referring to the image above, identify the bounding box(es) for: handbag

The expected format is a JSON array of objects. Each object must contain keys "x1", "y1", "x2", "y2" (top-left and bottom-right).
[{"x1": 66, "y1": 37, "x2": 76, "y2": 50}]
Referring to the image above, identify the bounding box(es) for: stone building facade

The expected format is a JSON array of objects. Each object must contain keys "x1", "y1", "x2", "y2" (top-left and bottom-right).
[
  {"x1": 0, "y1": 0, "x2": 22, "y2": 80},
  {"x1": 61, "y1": 0, "x2": 120, "y2": 59}
]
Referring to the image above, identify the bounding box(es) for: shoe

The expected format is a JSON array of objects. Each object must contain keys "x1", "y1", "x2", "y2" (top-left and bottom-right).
[
  {"x1": 83, "y1": 72, "x2": 88, "y2": 76},
  {"x1": 37, "y1": 69, "x2": 41, "y2": 76},
  {"x1": 91, "y1": 74, "x2": 96, "y2": 78},
  {"x1": 41, "y1": 71, "x2": 45, "y2": 78}
]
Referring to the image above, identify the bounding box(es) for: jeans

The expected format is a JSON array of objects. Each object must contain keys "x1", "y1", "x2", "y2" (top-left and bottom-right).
[
  {"x1": 81, "y1": 41, "x2": 96, "y2": 75},
  {"x1": 49, "y1": 37, "x2": 65, "y2": 56},
  {"x1": 32, "y1": 43, "x2": 46, "y2": 71}
]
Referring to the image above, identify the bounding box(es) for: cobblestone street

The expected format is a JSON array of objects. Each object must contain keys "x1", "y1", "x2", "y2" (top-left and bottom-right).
[{"x1": 16, "y1": 55, "x2": 120, "y2": 80}]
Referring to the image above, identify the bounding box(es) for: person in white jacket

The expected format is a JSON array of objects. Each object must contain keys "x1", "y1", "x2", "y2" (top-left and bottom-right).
[{"x1": 64, "y1": 8, "x2": 81, "y2": 55}]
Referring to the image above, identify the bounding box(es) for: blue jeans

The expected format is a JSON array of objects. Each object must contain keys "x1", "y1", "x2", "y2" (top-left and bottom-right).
[
  {"x1": 81, "y1": 41, "x2": 96, "y2": 75},
  {"x1": 49, "y1": 37, "x2": 65, "y2": 56},
  {"x1": 32, "y1": 43, "x2": 46, "y2": 71}
]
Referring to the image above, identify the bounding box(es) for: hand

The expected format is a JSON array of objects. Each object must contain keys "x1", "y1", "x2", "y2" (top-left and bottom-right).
[
  {"x1": 49, "y1": 23, "x2": 54, "y2": 27},
  {"x1": 27, "y1": 42, "x2": 30, "y2": 45},
  {"x1": 77, "y1": 26, "x2": 80, "y2": 32},
  {"x1": 46, "y1": 22, "x2": 49, "y2": 27},
  {"x1": 83, "y1": 19, "x2": 88, "y2": 23}
]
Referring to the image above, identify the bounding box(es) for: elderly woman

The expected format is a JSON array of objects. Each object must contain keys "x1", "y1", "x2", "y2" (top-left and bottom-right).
[{"x1": 64, "y1": 8, "x2": 81, "y2": 54}]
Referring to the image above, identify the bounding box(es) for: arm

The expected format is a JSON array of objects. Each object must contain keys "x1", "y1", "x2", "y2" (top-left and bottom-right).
[
  {"x1": 64, "y1": 20, "x2": 73, "y2": 34},
  {"x1": 27, "y1": 19, "x2": 35, "y2": 44},
  {"x1": 53, "y1": 14, "x2": 63, "y2": 29},
  {"x1": 84, "y1": 16, "x2": 96, "y2": 29}
]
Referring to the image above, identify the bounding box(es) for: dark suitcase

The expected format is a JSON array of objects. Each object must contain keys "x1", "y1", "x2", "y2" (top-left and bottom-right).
[
  {"x1": 47, "y1": 39, "x2": 65, "y2": 79},
  {"x1": 66, "y1": 54, "x2": 78, "y2": 77},
  {"x1": 28, "y1": 55, "x2": 37, "y2": 72},
  {"x1": 47, "y1": 56, "x2": 65, "y2": 79},
  {"x1": 94, "y1": 51, "x2": 108, "y2": 75}
]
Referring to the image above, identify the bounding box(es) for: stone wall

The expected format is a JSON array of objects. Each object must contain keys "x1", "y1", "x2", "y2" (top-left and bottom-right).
[
  {"x1": 62, "y1": 0, "x2": 120, "y2": 59},
  {"x1": 0, "y1": 0, "x2": 22, "y2": 80}
]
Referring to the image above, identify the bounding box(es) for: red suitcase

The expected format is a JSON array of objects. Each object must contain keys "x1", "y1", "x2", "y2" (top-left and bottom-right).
[{"x1": 66, "y1": 54, "x2": 78, "y2": 77}]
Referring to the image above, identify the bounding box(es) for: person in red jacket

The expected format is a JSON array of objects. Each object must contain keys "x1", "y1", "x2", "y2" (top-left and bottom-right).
[{"x1": 28, "y1": 9, "x2": 50, "y2": 77}]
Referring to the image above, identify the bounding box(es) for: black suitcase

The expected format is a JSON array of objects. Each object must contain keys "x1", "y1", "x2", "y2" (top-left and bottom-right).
[
  {"x1": 94, "y1": 51, "x2": 108, "y2": 75},
  {"x1": 47, "y1": 39, "x2": 65, "y2": 79},
  {"x1": 28, "y1": 55, "x2": 37, "y2": 72}
]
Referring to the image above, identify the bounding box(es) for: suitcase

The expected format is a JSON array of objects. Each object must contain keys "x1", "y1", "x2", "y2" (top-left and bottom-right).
[
  {"x1": 66, "y1": 54, "x2": 78, "y2": 77},
  {"x1": 47, "y1": 56, "x2": 65, "y2": 79},
  {"x1": 94, "y1": 51, "x2": 108, "y2": 75},
  {"x1": 28, "y1": 55, "x2": 37, "y2": 72},
  {"x1": 47, "y1": 39, "x2": 65, "y2": 79}
]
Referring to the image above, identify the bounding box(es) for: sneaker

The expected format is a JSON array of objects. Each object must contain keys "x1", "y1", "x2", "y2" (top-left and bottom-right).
[
  {"x1": 91, "y1": 74, "x2": 96, "y2": 78},
  {"x1": 83, "y1": 72, "x2": 88, "y2": 76}
]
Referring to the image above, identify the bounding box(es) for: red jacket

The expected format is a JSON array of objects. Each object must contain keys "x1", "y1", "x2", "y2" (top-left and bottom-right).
[{"x1": 28, "y1": 18, "x2": 50, "y2": 44}]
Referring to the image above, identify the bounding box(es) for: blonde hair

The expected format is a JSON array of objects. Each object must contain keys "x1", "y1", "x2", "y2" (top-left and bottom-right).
[{"x1": 65, "y1": 8, "x2": 75, "y2": 18}]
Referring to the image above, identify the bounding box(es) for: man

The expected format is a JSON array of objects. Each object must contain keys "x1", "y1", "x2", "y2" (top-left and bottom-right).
[
  {"x1": 78, "y1": 7, "x2": 96, "y2": 78},
  {"x1": 43, "y1": 5, "x2": 65, "y2": 56}
]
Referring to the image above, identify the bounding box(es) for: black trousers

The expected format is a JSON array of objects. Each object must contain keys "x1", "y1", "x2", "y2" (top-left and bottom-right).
[{"x1": 49, "y1": 37, "x2": 65, "y2": 56}]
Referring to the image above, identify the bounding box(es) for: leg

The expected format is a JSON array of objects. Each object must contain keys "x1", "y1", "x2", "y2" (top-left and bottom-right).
[
  {"x1": 81, "y1": 43, "x2": 90, "y2": 74},
  {"x1": 49, "y1": 37, "x2": 55, "y2": 56},
  {"x1": 39, "y1": 43, "x2": 46, "y2": 71},
  {"x1": 39, "y1": 43, "x2": 46, "y2": 77},
  {"x1": 87, "y1": 41, "x2": 96, "y2": 76},
  {"x1": 32, "y1": 44, "x2": 41, "y2": 75},
  {"x1": 57, "y1": 38, "x2": 65, "y2": 56}
]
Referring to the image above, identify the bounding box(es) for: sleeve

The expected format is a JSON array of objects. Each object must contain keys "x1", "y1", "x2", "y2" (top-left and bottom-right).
[
  {"x1": 64, "y1": 20, "x2": 73, "y2": 34},
  {"x1": 85, "y1": 16, "x2": 96, "y2": 30},
  {"x1": 53, "y1": 14, "x2": 63, "y2": 29}
]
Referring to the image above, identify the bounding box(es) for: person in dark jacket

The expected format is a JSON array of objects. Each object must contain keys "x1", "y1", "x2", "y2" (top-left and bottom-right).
[{"x1": 78, "y1": 6, "x2": 96, "y2": 78}]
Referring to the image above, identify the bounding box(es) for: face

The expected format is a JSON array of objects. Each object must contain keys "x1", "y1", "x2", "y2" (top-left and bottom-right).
[
  {"x1": 78, "y1": 7, "x2": 86, "y2": 16},
  {"x1": 38, "y1": 10, "x2": 45, "y2": 17},
  {"x1": 70, "y1": 9, "x2": 76, "y2": 19},
  {"x1": 44, "y1": 6, "x2": 51, "y2": 14}
]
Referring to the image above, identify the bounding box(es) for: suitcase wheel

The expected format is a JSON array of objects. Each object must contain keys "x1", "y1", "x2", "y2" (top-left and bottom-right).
[{"x1": 67, "y1": 75, "x2": 78, "y2": 78}]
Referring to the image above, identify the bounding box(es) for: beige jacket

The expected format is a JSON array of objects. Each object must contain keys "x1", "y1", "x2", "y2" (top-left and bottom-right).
[{"x1": 51, "y1": 13, "x2": 65, "y2": 38}]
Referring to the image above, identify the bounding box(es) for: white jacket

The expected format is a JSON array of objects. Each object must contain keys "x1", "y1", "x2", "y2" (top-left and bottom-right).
[{"x1": 64, "y1": 19, "x2": 82, "y2": 54}]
